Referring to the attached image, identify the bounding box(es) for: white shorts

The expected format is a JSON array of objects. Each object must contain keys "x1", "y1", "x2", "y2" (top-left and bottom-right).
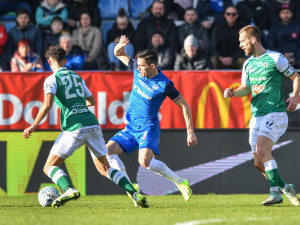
[
  {"x1": 249, "y1": 112, "x2": 288, "y2": 153},
  {"x1": 50, "y1": 125, "x2": 107, "y2": 159}
]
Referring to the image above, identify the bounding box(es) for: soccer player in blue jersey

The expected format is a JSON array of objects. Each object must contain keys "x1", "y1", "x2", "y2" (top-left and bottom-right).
[
  {"x1": 106, "y1": 35, "x2": 198, "y2": 205},
  {"x1": 23, "y1": 45, "x2": 149, "y2": 208}
]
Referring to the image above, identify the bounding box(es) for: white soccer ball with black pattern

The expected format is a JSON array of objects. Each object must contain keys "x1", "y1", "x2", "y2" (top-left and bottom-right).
[{"x1": 38, "y1": 186, "x2": 60, "y2": 207}]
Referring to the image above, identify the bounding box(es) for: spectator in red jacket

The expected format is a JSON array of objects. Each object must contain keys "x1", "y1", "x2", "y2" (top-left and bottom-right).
[
  {"x1": 0, "y1": 25, "x2": 8, "y2": 71},
  {"x1": 10, "y1": 38, "x2": 44, "y2": 72}
]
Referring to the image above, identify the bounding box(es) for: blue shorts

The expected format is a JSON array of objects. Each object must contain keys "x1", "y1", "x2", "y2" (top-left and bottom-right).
[{"x1": 110, "y1": 123, "x2": 161, "y2": 155}]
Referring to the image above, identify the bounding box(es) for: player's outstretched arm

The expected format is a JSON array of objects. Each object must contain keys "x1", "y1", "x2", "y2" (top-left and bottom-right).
[
  {"x1": 224, "y1": 85, "x2": 251, "y2": 98},
  {"x1": 286, "y1": 72, "x2": 300, "y2": 112},
  {"x1": 173, "y1": 95, "x2": 198, "y2": 147},
  {"x1": 114, "y1": 35, "x2": 131, "y2": 68},
  {"x1": 23, "y1": 93, "x2": 54, "y2": 139}
]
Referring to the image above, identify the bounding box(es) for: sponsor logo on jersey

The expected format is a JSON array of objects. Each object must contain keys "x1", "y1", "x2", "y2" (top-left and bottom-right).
[
  {"x1": 133, "y1": 84, "x2": 152, "y2": 100},
  {"x1": 138, "y1": 79, "x2": 153, "y2": 92},
  {"x1": 252, "y1": 85, "x2": 264, "y2": 95},
  {"x1": 142, "y1": 131, "x2": 148, "y2": 140},
  {"x1": 249, "y1": 76, "x2": 266, "y2": 82},
  {"x1": 152, "y1": 84, "x2": 159, "y2": 90},
  {"x1": 71, "y1": 107, "x2": 89, "y2": 115},
  {"x1": 246, "y1": 66, "x2": 255, "y2": 74}
]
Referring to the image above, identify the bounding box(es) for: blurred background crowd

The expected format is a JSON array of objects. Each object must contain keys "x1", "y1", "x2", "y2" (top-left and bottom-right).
[{"x1": 0, "y1": 0, "x2": 300, "y2": 72}]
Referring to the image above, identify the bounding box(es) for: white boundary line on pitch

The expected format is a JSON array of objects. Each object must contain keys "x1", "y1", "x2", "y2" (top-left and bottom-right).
[{"x1": 175, "y1": 217, "x2": 272, "y2": 225}]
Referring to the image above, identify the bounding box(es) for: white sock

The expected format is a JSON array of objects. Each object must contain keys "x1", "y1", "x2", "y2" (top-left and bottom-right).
[
  {"x1": 106, "y1": 154, "x2": 131, "y2": 182},
  {"x1": 147, "y1": 158, "x2": 184, "y2": 184}
]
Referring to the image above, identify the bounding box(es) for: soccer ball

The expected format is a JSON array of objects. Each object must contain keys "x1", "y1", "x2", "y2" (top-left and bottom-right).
[{"x1": 38, "y1": 186, "x2": 60, "y2": 207}]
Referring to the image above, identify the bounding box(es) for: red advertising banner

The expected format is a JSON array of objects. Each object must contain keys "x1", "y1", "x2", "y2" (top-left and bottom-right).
[{"x1": 0, "y1": 71, "x2": 251, "y2": 130}]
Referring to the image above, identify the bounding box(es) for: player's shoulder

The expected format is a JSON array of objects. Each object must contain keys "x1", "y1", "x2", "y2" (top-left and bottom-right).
[
  {"x1": 264, "y1": 50, "x2": 284, "y2": 62},
  {"x1": 44, "y1": 73, "x2": 56, "y2": 84}
]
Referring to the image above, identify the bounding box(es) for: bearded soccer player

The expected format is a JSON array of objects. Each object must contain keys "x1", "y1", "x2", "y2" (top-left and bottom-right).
[
  {"x1": 224, "y1": 25, "x2": 300, "y2": 206},
  {"x1": 23, "y1": 45, "x2": 149, "y2": 208},
  {"x1": 106, "y1": 35, "x2": 198, "y2": 206}
]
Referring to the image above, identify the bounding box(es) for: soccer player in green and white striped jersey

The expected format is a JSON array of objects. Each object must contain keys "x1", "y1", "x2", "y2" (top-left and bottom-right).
[
  {"x1": 23, "y1": 45, "x2": 149, "y2": 208},
  {"x1": 224, "y1": 25, "x2": 300, "y2": 206}
]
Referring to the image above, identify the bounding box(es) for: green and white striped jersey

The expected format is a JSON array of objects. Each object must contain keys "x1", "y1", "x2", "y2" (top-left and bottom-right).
[
  {"x1": 44, "y1": 67, "x2": 99, "y2": 131},
  {"x1": 242, "y1": 50, "x2": 295, "y2": 117}
]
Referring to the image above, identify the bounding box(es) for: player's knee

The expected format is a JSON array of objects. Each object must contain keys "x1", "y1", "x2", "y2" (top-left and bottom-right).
[
  {"x1": 256, "y1": 146, "x2": 266, "y2": 159},
  {"x1": 138, "y1": 158, "x2": 150, "y2": 168},
  {"x1": 43, "y1": 165, "x2": 49, "y2": 176},
  {"x1": 254, "y1": 161, "x2": 264, "y2": 172}
]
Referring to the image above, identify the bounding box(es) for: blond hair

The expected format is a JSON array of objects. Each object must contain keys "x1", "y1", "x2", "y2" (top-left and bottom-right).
[{"x1": 239, "y1": 25, "x2": 261, "y2": 43}]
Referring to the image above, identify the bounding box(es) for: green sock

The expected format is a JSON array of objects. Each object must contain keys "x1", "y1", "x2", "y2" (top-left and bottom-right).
[
  {"x1": 108, "y1": 168, "x2": 136, "y2": 195},
  {"x1": 49, "y1": 166, "x2": 73, "y2": 192},
  {"x1": 278, "y1": 174, "x2": 286, "y2": 189},
  {"x1": 265, "y1": 168, "x2": 279, "y2": 188}
]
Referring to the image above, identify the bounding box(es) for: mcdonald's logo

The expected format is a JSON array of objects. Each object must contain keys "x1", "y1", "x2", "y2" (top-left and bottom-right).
[{"x1": 196, "y1": 82, "x2": 251, "y2": 129}]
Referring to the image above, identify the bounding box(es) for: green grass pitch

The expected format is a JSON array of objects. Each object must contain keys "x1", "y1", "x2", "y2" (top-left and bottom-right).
[{"x1": 1, "y1": 194, "x2": 300, "y2": 225}]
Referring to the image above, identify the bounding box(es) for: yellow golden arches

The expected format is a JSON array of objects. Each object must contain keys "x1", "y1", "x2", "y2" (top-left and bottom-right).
[{"x1": 196, "y1": 82, "x2": 251, "y2": 128}]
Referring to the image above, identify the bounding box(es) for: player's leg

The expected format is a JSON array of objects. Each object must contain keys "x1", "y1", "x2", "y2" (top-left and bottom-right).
[
  {"x1": 88, "y1": 127, "x2": 149, "y2": 208},
  {"x1": 257, "y1": 112, "x2": 299, "y2": 206},
  {"x1": 44, "y1": 154, "x2": 80, "y2": 208},
  {"x1": 139, "y1": 148, "x2": 192, "y2": 201},
  {"x1": 106, "y1": 140, "x2": 131, "y2": 181},
  {"x1": 45, "y1": 130, "x2": 87, "y2": 207}
]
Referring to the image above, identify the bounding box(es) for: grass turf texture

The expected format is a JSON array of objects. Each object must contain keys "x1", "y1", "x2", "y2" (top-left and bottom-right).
[{"x1": 1, "y1": 194, "x2": 300, "y2": 225}]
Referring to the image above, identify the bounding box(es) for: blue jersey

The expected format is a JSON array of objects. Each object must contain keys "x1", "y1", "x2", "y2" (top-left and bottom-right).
[{"x1": 126, "y1": 58, "x2": 180, "y2": 126}]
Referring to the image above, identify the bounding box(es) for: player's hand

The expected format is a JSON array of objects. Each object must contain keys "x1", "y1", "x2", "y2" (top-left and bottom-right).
[
  {"x1": 119, "y1": 35, "x2": 130, "y2": 47},
  {"x1": 285, "y1": 96, "x2": 298, "y2": 112},
  {"x1": 224, "y1": 87, "x2": 234, "y2": 98},
  {"x1": 23, "y1": 125, "x2": 35, "y2": 139},
  {"x1": 187, "y1": 131, "x2": 198, "y2": 146}
]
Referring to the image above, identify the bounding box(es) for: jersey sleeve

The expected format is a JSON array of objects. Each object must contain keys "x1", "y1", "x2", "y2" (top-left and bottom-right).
[
  {"x1": 128, "y1": 58, "x2": 138, "y2": 71},
  {"x1": 241, "y1": 62, "x2": 250, "y2": 86},
  {"x1": 275, "y1": 53, "x2": 295, "y2": 77},
  {"x1": 164, "y1": 81, "x2": 180, "y2": 100},
  {"x1": 44, "y1": 75, "x2": 57, "y2": 95},
  {"x1": 82, "y1": 79, "x2": 92, "y2": 98}
]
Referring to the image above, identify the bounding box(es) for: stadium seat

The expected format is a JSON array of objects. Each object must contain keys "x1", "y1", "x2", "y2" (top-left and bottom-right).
[
  {"x1": 98, "y1": 0, "x2": 129, "y2": 19},
  {"x1": 101, "y1": 20, "x2": 115, "y2": 45},
  {"x1": 130, "y1": 0, "x2": 154, "y2": 19},
  {"x1": 2, "y1": 21, "x2": 16, "y2": 32}
]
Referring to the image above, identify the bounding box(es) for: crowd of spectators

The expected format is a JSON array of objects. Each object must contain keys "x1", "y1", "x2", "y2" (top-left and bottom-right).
[{"x1": 1, "y1": 0, "x2": 300, "y2": 72}]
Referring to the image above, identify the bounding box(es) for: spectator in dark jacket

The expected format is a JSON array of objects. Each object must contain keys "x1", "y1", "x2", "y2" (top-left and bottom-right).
[
  {"x1": 177, "y1": 7, "x2": 210, "y2": 52},
  {"x1": 0, "y1": 24, "x2": 8, "y2": 71},
  {"x1": 107, "y1": 8, "x2": 135, "y2": 71},
  {"x1": 236, "y1": 0, "x2": 269, "y2": 30},
  {"x1": 134, "y1": 0, "x2": 180, "y2": 53},
  {"x1": 43, "y1": 16, "x2": 64, "y2": 58},
  {"x1": 35, "y1": 0, "x2": 68, "y2": 32},
  {"x1": 174, "y1": 34, "x2": 212, "y2": 70},
  {"x1": 267, "y1": 0, "x2": 300, "y2": 26},
  {"x1": 210, "y1": 6, "x2": 246, "y2": 69},
  {"x1": 6, "y1": 8, "x2": 43, "y2": 66},
  {"x1": 64, "y1": 0, "x2": 101, "y2": 33},
  {"x1": 268, "y1": 4, "x2": 300, "y2": 68},
  {"x1": 195, "y1": 0, "x2": 233, "y2": 33},
  {"x1": 150, "y1": 30, "x2": 175, "y2": 70}
]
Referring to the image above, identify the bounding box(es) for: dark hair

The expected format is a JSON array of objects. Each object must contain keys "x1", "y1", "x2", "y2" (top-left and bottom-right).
[
  {"x1": 45, "y1": 45, "x2": 66, "y2": 63},
  {"x1": 117, "y1": 8, "x2": 128, "y2": 18},
  {"x1": 184, "y1": 7, "x2": 197, "y2": 14},
  {"x1": 51, "y1": 16, "x2": 63, "y2": 25},
  {"x1": 136, "y1": 49, "x2": 158, "y2": 66},
  {"x1": 239, "y1": 25, "x2": 261, "y2": 43},
  {"x1": 16, "y1": 8, "x2": 30, "y2": 17}
]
